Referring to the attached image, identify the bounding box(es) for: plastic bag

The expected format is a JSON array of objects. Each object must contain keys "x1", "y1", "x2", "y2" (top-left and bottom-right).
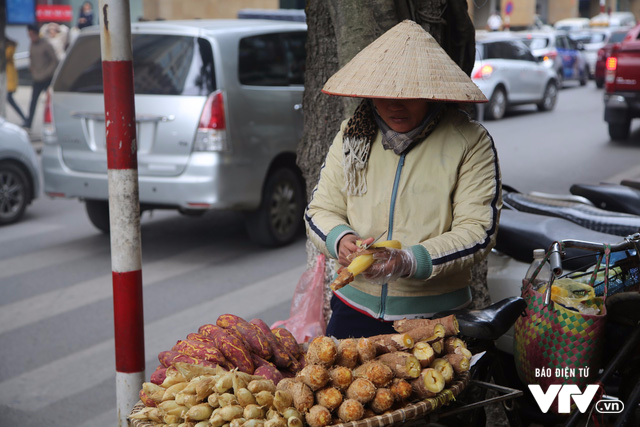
[
  {"x1": 271, "y1": 254, "x2": 326, "y2": 343},
  {"x1": 539, "y1": 278, "x2": 603, "y2": 315}
]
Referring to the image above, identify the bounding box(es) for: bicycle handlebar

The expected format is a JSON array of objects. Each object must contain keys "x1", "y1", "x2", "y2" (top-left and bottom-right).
[{"x1": 542, "y1": 233, "x2": 640, "y2": 305}]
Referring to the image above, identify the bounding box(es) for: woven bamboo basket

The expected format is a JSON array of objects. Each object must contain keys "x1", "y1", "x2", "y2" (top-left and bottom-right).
[{"x1": 128, "y1": 371, "x2": 470, "y2": 427}]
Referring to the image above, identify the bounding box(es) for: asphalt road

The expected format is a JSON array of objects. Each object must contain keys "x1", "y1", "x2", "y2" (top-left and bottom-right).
[
  {"x1": 1, "y1": 80, "x2": 639, "y2": 426},
  {"x1": 483, "y1": 83, "x2": 640, "y2": 194}
]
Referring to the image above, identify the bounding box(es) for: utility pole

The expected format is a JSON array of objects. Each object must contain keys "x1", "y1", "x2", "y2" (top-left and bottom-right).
[{"x1": 98, "y1": 1, "x2": 145, "y2": 425}]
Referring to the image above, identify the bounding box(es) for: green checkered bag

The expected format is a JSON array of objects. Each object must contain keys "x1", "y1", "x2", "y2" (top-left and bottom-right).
[{"x1": 514, "y1": 245, "x2": 609, "y2": 413}]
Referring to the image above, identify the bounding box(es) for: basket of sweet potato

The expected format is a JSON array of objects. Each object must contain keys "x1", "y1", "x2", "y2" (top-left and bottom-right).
[{"x1": 129, "y1": 313, "x2": 471, "y2": 427}]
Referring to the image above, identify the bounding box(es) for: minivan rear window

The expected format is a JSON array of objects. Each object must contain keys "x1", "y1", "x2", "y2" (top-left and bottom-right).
[
  {"x1": 522, "y1": 37, "x2": 550, "y2": 50},
  {"x1": 54, "y1": 34, "x2": 215, "y2": 95},
  {"x1": 238, "y1": 31, "x2": 306, "y2": 86}
]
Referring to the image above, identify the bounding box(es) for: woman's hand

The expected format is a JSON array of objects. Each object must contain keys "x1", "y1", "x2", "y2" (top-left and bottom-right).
[
  {"x1": 337, "y1": 234, "x2": 374, "y2": 267},
  {"x1": 363, "y1": 248, "x2": 416, "y2": 284}
]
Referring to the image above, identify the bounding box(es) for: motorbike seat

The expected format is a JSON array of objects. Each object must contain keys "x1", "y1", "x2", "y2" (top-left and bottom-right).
[
  {"x1": 503, "y1": 191, "x2": 640, "y2": 237},
  {"x1": 570, "y1": 183, "x2": 640, "y2": 216},
  {"x1": 496, "y1": 209, "x2": 620, "y2": 269},
  {"x1": 433, "y1": 296, "x2": 527, "y2": 342},
  {"x1": 621, "y1": 179, "x2": 640, "y2": 191}
]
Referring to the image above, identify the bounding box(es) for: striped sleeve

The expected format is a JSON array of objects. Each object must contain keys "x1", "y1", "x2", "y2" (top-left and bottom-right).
[
  {"x1": 419, "y1": 122, "x2": 502, "y2": 279},
  {"x1": 304, "y1": 126, "x2": 354, "y2": 259}
]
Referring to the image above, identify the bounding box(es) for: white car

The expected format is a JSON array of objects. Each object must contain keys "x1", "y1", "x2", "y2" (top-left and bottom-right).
[
  {"x1": 554, "y1": 17, "x2": 590, "y2": 32},
  {"x1": 570, "y1": 28, "x2": 619, "y2": 78},
  {"x1": 0, "y1": 118, "x2": 40, "y2": 224},
  {"x1": 471, "y1": 34, "x2": 559, "y2": 120},
  {"x1": 590, "y1": 11, "x2": 637, "y2": 28}
]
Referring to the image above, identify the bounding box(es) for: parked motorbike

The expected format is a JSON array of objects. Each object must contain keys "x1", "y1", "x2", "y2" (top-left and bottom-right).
[
  {"x1": 487, "y1": 181, "x2": 640, "y2": 426},
  {"x1": 488, "y1": 181, "x2": 640, "y2": 354}
]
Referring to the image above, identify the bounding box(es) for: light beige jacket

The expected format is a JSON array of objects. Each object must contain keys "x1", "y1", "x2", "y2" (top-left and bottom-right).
[{"x1": 304, "y1": 107, "x2": 502, "y2": 320}]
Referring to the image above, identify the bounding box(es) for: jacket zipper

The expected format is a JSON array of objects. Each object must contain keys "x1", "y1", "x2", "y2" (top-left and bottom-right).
[{"x1": 380, "y1": 153, "x2": 406, "y2": 319}]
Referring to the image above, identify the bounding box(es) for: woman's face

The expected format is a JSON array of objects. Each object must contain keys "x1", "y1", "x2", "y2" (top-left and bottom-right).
[{"x1": 372, "y1": 98, "x2": 430, "y2": 133}]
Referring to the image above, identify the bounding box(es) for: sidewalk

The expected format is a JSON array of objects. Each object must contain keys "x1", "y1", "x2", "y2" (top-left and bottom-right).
[{"x1": 4, "y1": 85, "x2": 44, "y2": 153}]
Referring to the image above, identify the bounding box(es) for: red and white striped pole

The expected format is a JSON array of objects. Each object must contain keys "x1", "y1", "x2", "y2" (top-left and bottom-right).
[{"x1": 98, "y1": 1, "x2": 145, "y2": 425}]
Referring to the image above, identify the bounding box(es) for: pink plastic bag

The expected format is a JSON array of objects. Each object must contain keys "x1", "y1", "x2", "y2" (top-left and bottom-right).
[{"x1": 271, "y1": 254, "x2": 326, "y2": 343}]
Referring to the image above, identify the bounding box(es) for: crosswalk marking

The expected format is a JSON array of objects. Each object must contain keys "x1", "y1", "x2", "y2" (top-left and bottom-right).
[
  {"x1": 0, "y1": 264, "x2": 304, "y2": 411},
  {"x1": 0, "y1": 243, "x2": 239, "y2": 335},
  {"x1": 0, "y1": 235, "x2": 105, "y2": 280},
  {"x1": 0, "y1": 222, "x2": 61, "y2": 245}
]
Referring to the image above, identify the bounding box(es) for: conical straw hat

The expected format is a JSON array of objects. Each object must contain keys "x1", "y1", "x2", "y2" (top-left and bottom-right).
[{"x1": 322, "y1": 20, "x2": 487, "y2": 103}]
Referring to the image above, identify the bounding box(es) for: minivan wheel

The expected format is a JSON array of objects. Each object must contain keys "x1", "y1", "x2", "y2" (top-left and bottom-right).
[
  {"x1": 245, "y1": 168, "x2": 304, "y2": 247},
  {"x1": 609, "y1": 121, "x2": 631, "y2": 141},
  {"x1": 0, "y1": 163, "x2": 30, "y2": 225},
  {"x1": 485, "y1": 87, "x2": 506, "y2": 120},
  {"x1": 537, "y1": 82, "x2": 558, "y2": 111},
  {"x1": 85, "y1": 199, "x2": 110, "y2": 233}
]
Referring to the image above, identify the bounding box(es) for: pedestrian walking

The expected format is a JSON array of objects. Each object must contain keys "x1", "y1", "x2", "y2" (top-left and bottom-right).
[
  {"x1": 24, "y1": 24, "x2": 59, "y2": 130},
  {"x1": 4, "y1": 36, "x2": 28, "y2": 123},
  {"x1": 77, "y1": 2, "x2": 94, "y2": 29},
  {"x1": 41, "y1": 22, "x2": 69, "y2": 61}
]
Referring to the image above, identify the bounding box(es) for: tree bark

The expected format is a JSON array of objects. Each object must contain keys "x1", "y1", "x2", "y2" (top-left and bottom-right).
[
  {"x1": 298, "y1": 0, "x2": 491, "y2": 322},
  {"x1": 0, "y1": 7, "x2": 7, "y2": 118}
]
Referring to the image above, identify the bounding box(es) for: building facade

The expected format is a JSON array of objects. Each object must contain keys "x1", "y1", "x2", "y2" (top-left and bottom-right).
[{"x1": 469, "y1": 0, "x2": 639, "y2": 30}]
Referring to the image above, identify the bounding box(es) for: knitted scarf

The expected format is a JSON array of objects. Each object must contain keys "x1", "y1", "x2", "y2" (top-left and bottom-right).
[{"x1": 342, "y1": 99, "x2": 444, "y2": 196}]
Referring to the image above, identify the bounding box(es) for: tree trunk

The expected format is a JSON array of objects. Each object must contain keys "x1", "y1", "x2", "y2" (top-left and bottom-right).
[
  {"x1": 298, "y1": 0, "x2": 491, "y2": 323},
  {"x1": 0, "y1": 6, "x2": 7, "y2": 118}
]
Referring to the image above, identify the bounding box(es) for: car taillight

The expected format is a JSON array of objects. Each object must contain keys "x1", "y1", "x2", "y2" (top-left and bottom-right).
[
  {"x1": 544, "y1": 51, "x2": 557, "y2": 61},
  {"x1": 472, "y1": 64, "x2": 493, "y2": 79},
  {"x1": 42, "y1": 89, "x2": 57, "y2": 143},
  {"x1": 43, "y1": 90, "x2": 52, "y2": 124},
  {"x1": 194, "y1": 90, "x2": 228, "y2": 152},
  {"x1": 605, "y1": 51, "x2": 618, "y2": 89}
]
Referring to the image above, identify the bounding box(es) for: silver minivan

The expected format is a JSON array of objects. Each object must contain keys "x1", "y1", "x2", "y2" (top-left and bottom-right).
[{"x1": 42, "y1": 19, "x2": 307, "y2": 246}]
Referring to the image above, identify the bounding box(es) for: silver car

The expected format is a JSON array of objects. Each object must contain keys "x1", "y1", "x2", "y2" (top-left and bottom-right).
[
  {"x1": 471, "y1": 34, "x2": 559, "y2": 121},
  {"x1": 42, "y1": 20, "x2": 307, "y2": 246},
  {"x1": 0, "y1": 118, "x2": 40, "y2": 224}
]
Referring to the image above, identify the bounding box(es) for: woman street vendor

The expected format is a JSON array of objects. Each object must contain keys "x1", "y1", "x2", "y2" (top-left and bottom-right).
[{"x1": 304, "y1": 20, "x2": 502, "y2": 339}]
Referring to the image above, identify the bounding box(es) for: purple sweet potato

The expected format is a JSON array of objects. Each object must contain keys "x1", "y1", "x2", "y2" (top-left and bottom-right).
[
  {"x1": 251, "y1": 318, "x2": 297, "y2": 369},
  {"x1": 251, "y1": 353, "x2": 277, "y2": 370},
  {"x1": 198, "y1": 324, "x2": 227, "y2": 340},
  {"x1": 150, "y1": 366, "x2": 167, "y2": 385},
  {"x1": 254, "y1": 365, "x2": 284, "y2": 385},
  {"x1": 158, "y1": 350, "x2": 217, "y2": 369},
  {"x1": 200, "y1": 328, "x2": 254, "y2": 374},
  {"x1": 172, "y1": 339, "x2": 229, "y2": 367},
  {"x1": 186, "y1": 332, "x2": 216, "y2": 344},
  {"x1": 217, "y1": 314, "x2": 272, "y2": 360},
  {"x1": 271, "y1": 327, "x2": 302, "y2": 358}
]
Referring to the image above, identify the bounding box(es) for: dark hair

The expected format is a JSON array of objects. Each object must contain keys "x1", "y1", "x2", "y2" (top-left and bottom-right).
[{"x1": 27, "y1": 24, "x2": 40, "y2": 33}]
